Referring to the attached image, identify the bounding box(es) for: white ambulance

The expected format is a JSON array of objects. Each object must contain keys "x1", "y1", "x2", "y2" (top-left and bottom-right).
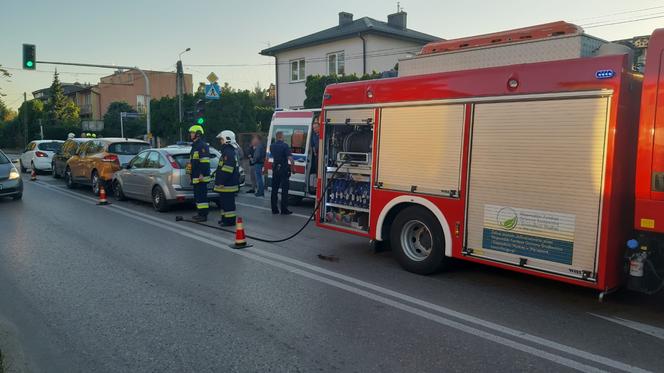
[{"x1": 265, "y1": 109, "x2": 321, "y2": 203}]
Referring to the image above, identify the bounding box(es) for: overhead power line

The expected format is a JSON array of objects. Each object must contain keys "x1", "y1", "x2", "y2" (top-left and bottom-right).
[
  {"x1": 572, "y1": 5, "x2": 664, "y2": 22},
  {"x1": 580, "y1": 11, "x2": 664, "y2": 26},
  {"x1": 582, "y1": 14, "x2": 664, "y2": 28}
]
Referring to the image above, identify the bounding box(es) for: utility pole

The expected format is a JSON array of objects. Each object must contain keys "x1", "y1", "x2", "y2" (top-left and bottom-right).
[
  {"x1": 23, "y1": 92, "x2": 28, "y2": 147},
  {"x1": 177, "y1": 48, "x2": 190, "y2": 142}
]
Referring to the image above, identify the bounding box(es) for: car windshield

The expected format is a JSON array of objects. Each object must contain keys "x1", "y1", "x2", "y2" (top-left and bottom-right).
[
  {"x1": 0, "y1": 152, "x2": 9, "y2": 164},
  {"x1": 108, "y1": 142, "x2": 150, "y2": 155},
  {"x1": 38, "y1": 142, "x2": 63, "y2": 152}
]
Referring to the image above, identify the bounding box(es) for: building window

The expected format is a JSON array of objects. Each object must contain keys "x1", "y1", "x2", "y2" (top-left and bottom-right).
[
  {"x1": 136, "y1": 95, "x2": 146, "y2": 113},
  {"x1": 290, "y1": 59, "x2": 305, "y2": 82},
  {"x1": 327, "y1": 51, "x2": 345, "y2": 75}
]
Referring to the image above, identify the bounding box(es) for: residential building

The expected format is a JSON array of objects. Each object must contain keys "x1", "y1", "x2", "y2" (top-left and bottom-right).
[
  {"x1": 260, "y1": 11, "x2": 441, "y2": 109},
  {"x1": 614, "y1": 35, "x2": 650, "y2": 72},
  {"x1": 32, "y1": 82, "x2": 102, "y2": 120},
  {"x1": 98, "y1": 70, "x2": 193, "y2": 115}
]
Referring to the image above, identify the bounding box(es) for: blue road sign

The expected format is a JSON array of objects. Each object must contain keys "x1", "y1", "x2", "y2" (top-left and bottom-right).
[{"x1": 205, "y1": 83, "x2": 221, "y2": 100}]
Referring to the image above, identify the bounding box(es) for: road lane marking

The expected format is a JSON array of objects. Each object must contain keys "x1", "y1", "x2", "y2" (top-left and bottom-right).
[
  {"x1": 29, "y1": 181, "x2": 651, "y2": 373},
  {"x1": 590, "y1": 313, "x2": 664, "y2": 341}
]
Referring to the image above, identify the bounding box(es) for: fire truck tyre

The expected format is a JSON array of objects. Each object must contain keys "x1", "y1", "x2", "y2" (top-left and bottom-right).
[{"x1": 390, "y1": 206, "x2": 446, "y2": 275}]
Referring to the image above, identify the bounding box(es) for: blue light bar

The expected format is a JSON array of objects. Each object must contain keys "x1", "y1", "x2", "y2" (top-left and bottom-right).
[{"x1": 595, "y1": 70, "x2": 616, "y2": 79}]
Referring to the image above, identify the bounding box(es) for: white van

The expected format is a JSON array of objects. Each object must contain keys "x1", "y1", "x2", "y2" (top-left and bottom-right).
[{"x1": 266, "y1": 109, "x2": 320, "y2": 203}]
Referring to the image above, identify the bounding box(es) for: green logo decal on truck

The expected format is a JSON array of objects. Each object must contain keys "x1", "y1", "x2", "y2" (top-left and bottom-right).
[{"x1": 497, "y1": 207, "x2": 519, "y2": 230}]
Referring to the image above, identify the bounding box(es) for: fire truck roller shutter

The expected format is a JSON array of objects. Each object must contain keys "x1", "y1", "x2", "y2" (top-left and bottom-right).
[
  {"x1": 377, "y1": 104, "x2": 465, "y2": 196},
  {"x1": 465, "y1": 97, "x2": 610, "y2": 280}
]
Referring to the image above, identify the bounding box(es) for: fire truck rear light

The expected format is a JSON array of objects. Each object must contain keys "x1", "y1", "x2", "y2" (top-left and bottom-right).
[
  {"x1": 508, "y1": 79, "x2": 519, "y2": 89},
  {"x1": 595, "y1": 70, "x2": 615, "y2": 79}
]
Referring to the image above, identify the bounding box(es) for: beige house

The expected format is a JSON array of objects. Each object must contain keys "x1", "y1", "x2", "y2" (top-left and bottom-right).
[
  {"x1": 98, "y1": 70, "x2": 193, "y2": 115},
  {"x1": 260, "y1": 11, "x2": 441, "y2": 109}
]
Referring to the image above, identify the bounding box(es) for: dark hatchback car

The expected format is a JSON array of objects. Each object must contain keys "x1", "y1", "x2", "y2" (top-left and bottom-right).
[
  {"x1": 52, "y1": 138, "x2": 88, "y2": 178},
  {"x1": 0, "y1": 149, "x2": 23, "y2": 200}
]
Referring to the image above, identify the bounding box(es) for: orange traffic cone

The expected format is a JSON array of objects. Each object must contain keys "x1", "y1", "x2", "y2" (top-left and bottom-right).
[
  {"x1": 30, "y1": 169, "x2": 37, "y2": 181},
  {"x1": 229, "y1": 217, "x2": 252, "y2": 249},
  {"x1": 97, "y1": 185, "x2": 109, "y2": 205}
]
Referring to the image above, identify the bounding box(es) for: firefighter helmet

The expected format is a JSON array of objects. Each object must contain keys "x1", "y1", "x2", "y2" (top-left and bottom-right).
[
  {"x1": 216, "y1": 130, "x2": 236, "y2": 145},
  {"x1": 188, "y1": 125, "x2": 204, "y2": 135}
]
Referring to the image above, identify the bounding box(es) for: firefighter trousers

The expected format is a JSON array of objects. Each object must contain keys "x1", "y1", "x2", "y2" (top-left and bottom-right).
[
  {"x1": 219, "y1": 191, "x2": 237, "y2": 226},
  {"x1": 193, "y1": 181, "x2": 209, "y2": 217}
]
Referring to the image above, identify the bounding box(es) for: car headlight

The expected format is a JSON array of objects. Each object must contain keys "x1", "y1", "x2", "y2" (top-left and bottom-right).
[{"x1": 9, "y1": 169, "x2": 20, "y2": 180}]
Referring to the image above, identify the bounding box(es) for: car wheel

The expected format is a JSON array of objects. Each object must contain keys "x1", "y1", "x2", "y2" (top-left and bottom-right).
[
  {"x1": 52, "y1": 162, "x2": 60, "y2": 178},
  {"x1": 12, "y1": 193, "x2": 23, "y2": 201},
  {"x1": 390, "y1": 205, "x2": 447, "y2": 275},
  {"x1": 152, "y1": 186, "x2": 169, "y2": 212},
  {"x1": 91, "y1": 171, "x2": 100, "y2": 195},
  {"x1": 113, "y1": 180, "x2": 126, "y2": 201},
  {"x1": 20, "y1": 161, "x2": 27, "y2": 173},
  {"x1": 65, "y1": 167, "x2": 76, "y2": 189}
]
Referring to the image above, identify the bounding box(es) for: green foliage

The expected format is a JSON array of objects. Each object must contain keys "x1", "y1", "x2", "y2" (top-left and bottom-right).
[
  {"x1": 303, "y1": 72, "x2": 383, "y2": 109},
  {"x1": 45, "y1": 71, "x2": 80, "y2": 126},
  {"x1": 103, "y1": 101, "x2": 144, "y2": 138}
]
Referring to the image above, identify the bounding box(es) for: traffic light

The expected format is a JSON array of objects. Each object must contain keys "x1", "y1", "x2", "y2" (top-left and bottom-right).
[
  {"x1": 22, "y1": 44, "x2": 36, "y2": 70},
  {"x1": 195, "y1": 99, "x2": 206, "y2": 125}
]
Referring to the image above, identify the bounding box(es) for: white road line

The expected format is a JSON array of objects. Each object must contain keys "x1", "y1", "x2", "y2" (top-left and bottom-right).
[
  {"x1": 29, "y1": 181, "x2": 651, "y2": 373},
  {"x1": 590, "y1": 313, "x2": 664, "y2": 341}
]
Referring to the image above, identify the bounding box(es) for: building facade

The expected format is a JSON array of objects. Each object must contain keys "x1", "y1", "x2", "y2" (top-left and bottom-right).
[
  {"x1": 98, "y1": 70, "x2": 193, "y2": 115},
  {"x1": 260, "y1": 11, "x2": 441, "y2": 109},
  {"x1": 33, "y1": 83, "x2": 102, "y2": 120}
]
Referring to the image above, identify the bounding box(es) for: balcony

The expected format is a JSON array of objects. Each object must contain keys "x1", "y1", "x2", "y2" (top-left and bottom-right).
[{"x1": 79, "y1": 104, "x2": 93, "y2": 115}]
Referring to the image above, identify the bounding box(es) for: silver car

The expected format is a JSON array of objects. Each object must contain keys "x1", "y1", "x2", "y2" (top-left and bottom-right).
[
  {"x1": 112, "y1": 146, "x2": 245, "y2": 212},
  {"x1": 0, "y1": 149, "x2": 23, "y2": 200}
]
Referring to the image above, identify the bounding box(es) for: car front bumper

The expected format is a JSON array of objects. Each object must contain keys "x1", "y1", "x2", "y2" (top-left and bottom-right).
[{"x1": 0, "y1": 177, "x2": 23, "y2": 197}]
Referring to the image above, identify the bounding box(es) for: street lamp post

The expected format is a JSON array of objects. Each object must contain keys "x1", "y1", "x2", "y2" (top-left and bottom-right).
[{"x1": 177, "y1": 48, "x2": 191, "y2": 142}]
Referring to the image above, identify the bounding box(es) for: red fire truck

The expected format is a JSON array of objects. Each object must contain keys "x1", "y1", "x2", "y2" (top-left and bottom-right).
[{"x1": 316, "y1": 22, "x2": 664, "y2": 296}]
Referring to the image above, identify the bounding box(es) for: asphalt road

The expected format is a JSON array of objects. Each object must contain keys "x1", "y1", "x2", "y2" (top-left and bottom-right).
[{"x1": 1, "y1": 170, "x2": 663, "y2": 372}]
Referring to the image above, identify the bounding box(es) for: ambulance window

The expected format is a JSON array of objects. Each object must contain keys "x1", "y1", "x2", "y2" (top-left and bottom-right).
[{"x1": 272, "y1": 126, "x2": 308, "y2": 154}]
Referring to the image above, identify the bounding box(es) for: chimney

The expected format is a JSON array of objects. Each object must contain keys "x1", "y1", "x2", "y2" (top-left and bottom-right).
[
  {"x1": 387, "y1": 11, "x2": 407, "y2": 30},
  {"x1": 339, "y1": 12, "x2": 353, "y2": 26}
]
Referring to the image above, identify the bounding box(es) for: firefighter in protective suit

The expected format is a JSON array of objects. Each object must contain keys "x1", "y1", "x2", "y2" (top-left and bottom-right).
[
  {"x1": 214, "y1": 130, "x2": 240, "y2": 226},
  {"x1": 188, "y1": 125, "x2": 211, "y2": 222}
]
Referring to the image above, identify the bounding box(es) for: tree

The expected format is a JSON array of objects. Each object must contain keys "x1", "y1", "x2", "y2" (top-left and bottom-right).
[
  {"x1": 103, "y1": 101, "x2": 144, "y2": 138},
  {"x1": 45, "y1": 70, "x2": 79, "y2": 126},
  {"x1": 0, "y1": 64, "x2": 10, "y2": 97},
  {"x1": 303, "y1": 72, "x2": 383, "y2": 109}
]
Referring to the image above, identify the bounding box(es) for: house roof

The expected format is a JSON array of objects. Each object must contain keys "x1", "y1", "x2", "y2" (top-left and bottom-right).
[
  {"x1": 32, "y1": 83, "x2": 96, "y2": 99},
  {"x1": 260, "y1": 16, "x2": 441, "y2": 56}
]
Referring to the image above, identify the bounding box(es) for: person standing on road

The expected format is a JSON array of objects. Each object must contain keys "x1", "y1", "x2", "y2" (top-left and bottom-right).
[
  {"x1": 245, "y1": 141, "x2": 257, "y2": 195},
  {"x1": 270, "y1": 131, "x2": 295, "y2": 215},
  {"x1": 188, "y1": 125, "x2": 211, "y2": 222},
  {"x1": 215, "y1": 130, "x2": 241, "y2": 226},
  {"x1": 250, "y1": 135, "x2": 266, "y2": 197}
]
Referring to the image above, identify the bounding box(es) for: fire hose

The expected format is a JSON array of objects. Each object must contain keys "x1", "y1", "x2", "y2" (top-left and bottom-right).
[{"x1": 175, "y1": 159, "x2": 349, "y2": 244}]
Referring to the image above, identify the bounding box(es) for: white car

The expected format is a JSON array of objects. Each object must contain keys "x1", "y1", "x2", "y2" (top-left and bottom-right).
[{"x1": 19, "y1": 140, "x2": 64, "y2": 173}]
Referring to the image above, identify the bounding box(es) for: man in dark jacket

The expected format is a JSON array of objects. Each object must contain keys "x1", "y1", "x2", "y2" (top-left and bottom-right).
[
  {"x1": 270, "y1": 131, "x2": 295, "y2": 215},
  {"x1": 249, "y1": 135, "x2": 266, "y2": 197}
]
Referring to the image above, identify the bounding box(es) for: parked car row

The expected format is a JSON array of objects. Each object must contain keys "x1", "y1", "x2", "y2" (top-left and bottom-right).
[{"x1": 17, "y1": 138, "x2": 245, "y2": 211}]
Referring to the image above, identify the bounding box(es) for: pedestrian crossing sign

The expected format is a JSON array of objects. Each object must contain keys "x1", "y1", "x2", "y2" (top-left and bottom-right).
[{"x1": 205, "y1": 83, "x2": 221, "y2": 100}]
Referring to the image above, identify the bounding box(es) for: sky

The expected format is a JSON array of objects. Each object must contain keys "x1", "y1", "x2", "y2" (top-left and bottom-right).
[{"x1": 1, "y1": 0, "x2": 664, "y2": 110}]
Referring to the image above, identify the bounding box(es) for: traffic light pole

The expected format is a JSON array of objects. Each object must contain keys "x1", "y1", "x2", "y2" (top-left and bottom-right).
[{"x1": 35, "y1": 60, "x2": 153, "y2": 145}]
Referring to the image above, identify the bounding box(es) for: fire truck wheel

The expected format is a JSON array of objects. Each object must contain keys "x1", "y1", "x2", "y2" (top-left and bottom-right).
[{"x1": 390, "y1": 205, "x2": 446, "y2": 275}]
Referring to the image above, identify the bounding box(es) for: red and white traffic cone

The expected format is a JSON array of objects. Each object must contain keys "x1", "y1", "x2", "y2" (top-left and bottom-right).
[
  {"x1": 229, "y1": 217, "x2": 252, "y2": 249},
  {"x1": 97, "y1": 185, "x2": 109, "y2": 205},
  {"x1": 30, "y1": 169, "x2": 37, "y2": 181}
]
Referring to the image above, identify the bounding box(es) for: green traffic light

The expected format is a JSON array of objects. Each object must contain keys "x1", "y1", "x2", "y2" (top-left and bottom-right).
[
  {"x1": 197, "y1": 118, "x2": 205, "y2": 125},
  {"x1": 26, "y1": 61, "x2": 34, "y2": 67}
]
